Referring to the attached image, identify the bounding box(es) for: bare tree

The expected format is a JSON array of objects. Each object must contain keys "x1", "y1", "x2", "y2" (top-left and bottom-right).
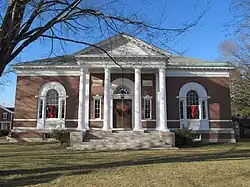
[
  {"x1": 0, "y1": 0, "x2": 209, "y2": 76},
  {"x1": 219, "y1": 0, "x2": 250, "y2": 116}
]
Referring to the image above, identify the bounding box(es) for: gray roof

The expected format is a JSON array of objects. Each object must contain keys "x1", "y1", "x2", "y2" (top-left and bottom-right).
[{"x1": 12, "y1": 55, "x2": 77, "y2": 67}]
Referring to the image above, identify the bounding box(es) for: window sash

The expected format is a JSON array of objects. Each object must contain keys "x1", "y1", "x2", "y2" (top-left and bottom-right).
[
  {"x1": 2, "y1": 113, "x2": 8, "y2": 120},
  {"x1": 94, "y1": 99, "x2": 101, "y2": 119},
  {"x1": 144, "y1": 99, "x2": 151, "y2": 119},
  {"x1": 179, "y1": 100, "x2": 184, "y2": 119}
]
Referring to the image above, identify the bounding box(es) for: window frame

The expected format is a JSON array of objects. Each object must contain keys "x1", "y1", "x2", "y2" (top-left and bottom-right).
[
  {"x1": 93, "y1": 95, "x2": 102, "y2": 119},
  {"x1": 2, "y1": 112, "x2": 8, "y2": 120},
  {"x1": 178, "y1": 82, "x2": 209, "y2": 124},
  {"x1": 36, "y1": 82, "x2": 67, "y2": 129},
  {"x1": 143, "y1": 95, "x2": 152, "y2": 120},
  {"x1": 186, "y1": 90, "x2": 200, "y2": 120}
]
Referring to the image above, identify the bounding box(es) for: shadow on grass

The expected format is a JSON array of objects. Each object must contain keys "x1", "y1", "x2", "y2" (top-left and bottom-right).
[{"x1": 1, "y1": 147, "x2": 250, "y2": 186}]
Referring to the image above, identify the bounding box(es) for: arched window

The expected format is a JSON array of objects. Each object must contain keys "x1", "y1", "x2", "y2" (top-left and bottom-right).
[
  {"x1": 178, "y1": 82, "x2": 209, "y2": 127},
  {"x1": 36, "y1": 82, "x2": 67, "y2": 129},
  {"x1": 186, "y1": 90, "x2": 199, "y2": 119},
  {"x1": 46, "y1": 89, "x2": 59, "y2": 118}
]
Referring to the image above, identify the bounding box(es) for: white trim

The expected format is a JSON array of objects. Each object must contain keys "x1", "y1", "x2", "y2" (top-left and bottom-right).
[
  {"x1": 210, "y1": 128, "x2": 233, "y2": 130},
  {"x1": 89, "y1": 119, "x2": 104, "y2": 121},
  {"x1": 14, "y1": 119, "x2": 37, "y2": 122},
  {"x1": 16, "y1": 69, "x2": 80, "y2": 76},
  {"x1": 12, "y1": 127, "x2": 36, "y2": 130},
  {"x1": 141, "y1": 119, "x2": 156, "y2": 122},
  {"x1": 167, "y1": 71, "x2": 230, "y2": 77},
  {"x1": 65, "y1": 119, "x2": 78, "y2": 122},
  {"x1": 209, "y1": 120, "x2": 232, "y2": 122},
  {"x1": 0, "y1": 105, "x2": 14, "y2": 114}
]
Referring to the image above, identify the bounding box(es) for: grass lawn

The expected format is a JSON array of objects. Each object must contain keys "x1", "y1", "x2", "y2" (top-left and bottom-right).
[{"x1": 0, "y1": 142, "x2": 250, "y2": 187}]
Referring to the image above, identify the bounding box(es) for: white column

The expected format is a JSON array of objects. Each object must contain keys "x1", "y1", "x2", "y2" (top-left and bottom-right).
[
  {"x1": 85, "y1": 71, "x2": 90, "y2": 130},
  {"x1": 102, "y1": 68, "x2": 111, "y2": 131},
  {"x1": 155, "y1": 72, "x2": 159, "y2": 130},
  {"x1": 158, "y1": 68, "x2": 169, "y2": 132},
  {"x1": 133, "y1": 68, "x2": 142, "y2": 131},
  {"x1": 77, "y1": 68, "x2": 86, "y2": 130}
]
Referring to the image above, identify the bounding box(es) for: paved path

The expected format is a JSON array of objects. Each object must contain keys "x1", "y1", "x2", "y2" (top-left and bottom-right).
[{"x1": 0, "y1": 137, "x2": 9, "y2": 144}]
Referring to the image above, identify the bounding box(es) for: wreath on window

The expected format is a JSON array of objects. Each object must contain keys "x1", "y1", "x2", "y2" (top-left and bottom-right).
[
  {"x1": 115, "y1": 106, "x2": 130, "y2": 116},
  {"x1": 47, "y1": 105, "x2": 57, "y2": 118}
]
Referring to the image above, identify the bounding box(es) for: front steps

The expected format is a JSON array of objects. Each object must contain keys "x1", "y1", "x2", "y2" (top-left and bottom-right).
[{"x1": 69, "y1": 130, "x2": 176, "y2": 150}]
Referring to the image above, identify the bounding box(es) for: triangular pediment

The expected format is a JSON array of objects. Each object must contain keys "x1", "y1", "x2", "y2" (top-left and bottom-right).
[{"x1": 75, "y1": 33, "x2": 170, "y2": 57}]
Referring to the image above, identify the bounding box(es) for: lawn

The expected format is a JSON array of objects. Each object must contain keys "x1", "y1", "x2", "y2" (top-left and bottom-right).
[{"x1": 0, "y1": 142, "x2": 250, "y2": 187}]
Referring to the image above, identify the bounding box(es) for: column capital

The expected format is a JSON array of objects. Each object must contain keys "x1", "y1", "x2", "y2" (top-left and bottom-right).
[
  {"x1": 159, "y1": 68, "x2": 166, "y2": 73},
  {"x1": 134, "y1": 67, "x2": 141, "y2": 73}
]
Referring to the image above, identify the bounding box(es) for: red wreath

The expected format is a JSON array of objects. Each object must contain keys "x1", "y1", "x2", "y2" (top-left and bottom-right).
[
  {"x1": 48, "y1": 105, "x2": 56, "y2": 118},
  {"x1": 191, "y1": 105, "x2": 197, "y2": 119}
]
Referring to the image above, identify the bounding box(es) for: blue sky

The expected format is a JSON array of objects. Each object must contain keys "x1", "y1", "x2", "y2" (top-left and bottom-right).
[{"x1": 0, "y1": 0, "x2": 233, "y2": 107}]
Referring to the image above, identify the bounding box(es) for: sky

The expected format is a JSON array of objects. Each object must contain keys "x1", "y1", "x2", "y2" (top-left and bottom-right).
[{"x1": 0, "y1": 0, "x2": 233, "y2": 107}]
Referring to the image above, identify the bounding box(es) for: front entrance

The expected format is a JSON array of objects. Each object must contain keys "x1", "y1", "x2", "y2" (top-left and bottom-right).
[{"x1": 113, "y1": 99, "x2": 132, "y2": 129}]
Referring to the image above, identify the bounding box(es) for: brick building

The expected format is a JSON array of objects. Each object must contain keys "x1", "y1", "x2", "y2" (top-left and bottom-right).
[{"x1": 11, "y1": 33, "x2": 235, "y2": 144}]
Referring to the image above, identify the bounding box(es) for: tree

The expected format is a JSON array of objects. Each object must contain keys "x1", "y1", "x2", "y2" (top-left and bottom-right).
[
  {"x1": 0, "y1": 0, "x2": 208, "y2": 76},
  {"x1": 219, "y1": 0, "x2": 250, "y2": 116}
]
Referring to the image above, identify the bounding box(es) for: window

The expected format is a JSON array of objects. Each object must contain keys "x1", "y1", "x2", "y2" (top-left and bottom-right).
[
  {"x1": 202, "y1": 100, "x2": 206, "y2": 119},
  {"x1": 2, "y1": 112, "x2": 8, "y2": 120},
  {"x1": 193, "y1": 134, "x2": 201, "y2": 141},
  {"x1": 37, "y1": 82, "x2": 67, "y2": 129},
  {"x1": 61, "y1": 100, "x2": 65, "y2": 119},
  {"x1": 144, "y1": 99, "x2": 151, "y2": 119},
  {"x1": 38, "y1": 99, "x2": 43, "y2": 119},
  {"x1": 46, "y1": 89, "x2": 59, "y2": 118},
  {"x1": 179, "y1": 100, "x2": 184, "y2": 119},
  {"x1": 93, "y1": 95, "x2": 102, "y2": 119},
  {"x1": 143, "y1": 95, "x2": 152, "y2": 119},
  {"x1": 114, "y1": 85, "x2": 130, "y2": 95},
  {"x1": 186, "y1": 90, "x2": 199, "y2": 119}
]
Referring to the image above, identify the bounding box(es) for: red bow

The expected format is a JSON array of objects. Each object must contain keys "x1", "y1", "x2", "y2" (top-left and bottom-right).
[
  {"x1": 48, "y1": 105, "x2": 56, "y2": 118},
  {"x1": 191, "y1": 105, "x2": 197, "y2": 119}
]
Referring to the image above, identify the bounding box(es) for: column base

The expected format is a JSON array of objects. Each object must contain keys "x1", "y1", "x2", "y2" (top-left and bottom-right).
[
  {"x1": 76, "y1": 128, "x2": 87, "y2": 132},
  {"x1": 133, "y1": 128, "x2": 144, "y2": 132},
  {"x1": 101, "y1": 127, "x2": 112, "y2": 132},
  {"x1": 157, "y1": 128, "x2": 170, "y2": 132}
]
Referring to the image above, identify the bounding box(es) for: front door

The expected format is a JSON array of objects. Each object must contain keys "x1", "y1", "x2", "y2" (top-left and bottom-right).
[{"x1": 113, "y1": 99, "x2": 132, "y2": 129}]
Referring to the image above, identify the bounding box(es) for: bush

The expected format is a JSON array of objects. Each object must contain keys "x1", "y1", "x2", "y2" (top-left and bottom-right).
[
  {"x1": 175, "y1": 128, "x2": 195, "y2": 146},
  {"x1": 0, "y1": 130, "x2": 10, "y2": 137},
  {"x1": 52, "y1": 129, "x2": 70, "y2": 146}
]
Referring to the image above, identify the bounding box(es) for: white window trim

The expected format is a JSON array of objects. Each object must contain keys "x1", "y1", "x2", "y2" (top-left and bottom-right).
[
  {"x1": 36, "y1": 82, "x2": 67, "y2": 129},
  {"x1": 93, "y1": 95, "x2": 102, "y2": 119},
  {"x1": 2, "y1": 112, "x2": 8, "y2": 120},
  {"x1": 143, "y1": 95, "x2": 152, "y2": 120},
  {"x1": 178, "y1": 82, "x2": 209, "y2": 130},
  {"x1": 193, "y1": 134, "x2": 201, "y2": 141}
]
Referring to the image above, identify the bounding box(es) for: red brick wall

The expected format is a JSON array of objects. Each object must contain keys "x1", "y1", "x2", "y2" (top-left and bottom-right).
[
  {"x1": 166, "y1": 77, "x2": 232, "y2": 122},
  {"x1": 14, "y1": 76, "x2": 80, "y2": 127}
]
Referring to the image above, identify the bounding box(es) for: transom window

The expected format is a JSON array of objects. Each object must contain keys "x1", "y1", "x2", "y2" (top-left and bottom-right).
[
  {"x1": 114, "y1": 86, "x2": 130, "y2": 95},
  {"x1": 186, "y1": 90, "x2": 199, "y2": 119}
]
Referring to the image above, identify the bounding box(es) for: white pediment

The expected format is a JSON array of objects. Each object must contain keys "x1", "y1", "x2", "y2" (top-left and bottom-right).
[{"x1": 75, "y1": 33, "x2": 170, "y2": 57}]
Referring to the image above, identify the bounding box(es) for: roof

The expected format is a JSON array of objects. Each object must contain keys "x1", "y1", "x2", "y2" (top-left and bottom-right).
[
  {"x1": 11, "y1": 33, "x2": 234, "y2": 69},
  {"x1": 12, "y1": 55, "x2": 77, "y2": 68},
  {"x1": 0, "y1": 105, "x2": 14, "y2": 113}
]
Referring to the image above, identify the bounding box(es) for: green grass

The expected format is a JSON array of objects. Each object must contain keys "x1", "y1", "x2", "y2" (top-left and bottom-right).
[{"x1": 0, "y1": 142, "x2": 250, "y2": 187}]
